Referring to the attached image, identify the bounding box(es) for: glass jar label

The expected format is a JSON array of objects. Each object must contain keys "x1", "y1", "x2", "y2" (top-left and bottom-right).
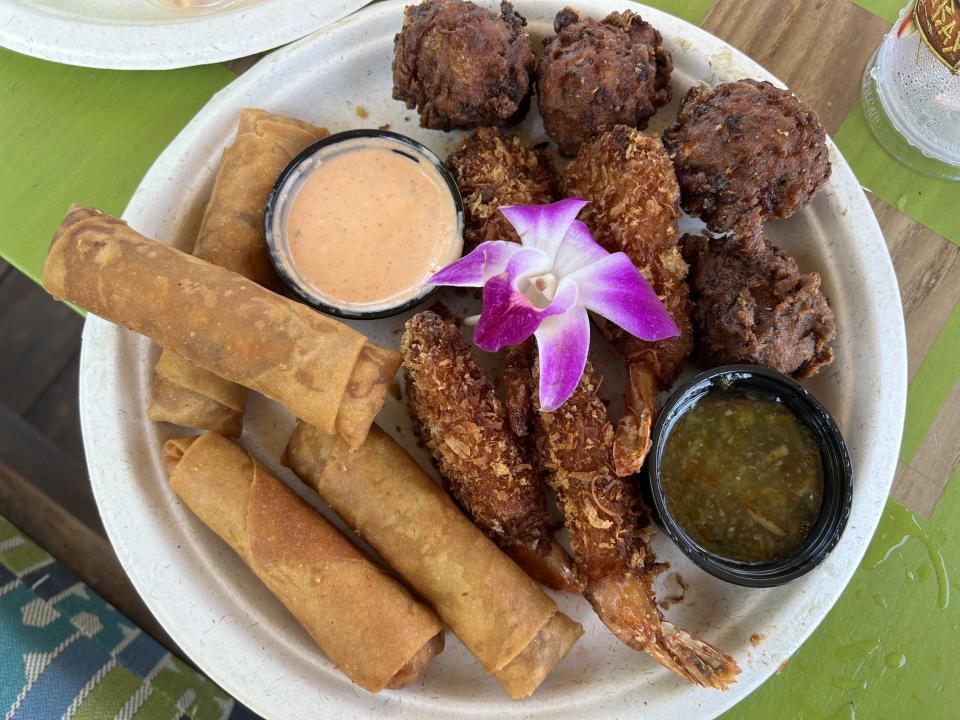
[{"x1": 915, "y1": 0, "x2": 960, "y2": 72}]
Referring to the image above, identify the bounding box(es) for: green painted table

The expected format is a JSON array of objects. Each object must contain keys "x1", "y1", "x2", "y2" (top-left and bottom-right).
[{"x1": 1, "y1": 1, "x2": 959, "y2": 718}]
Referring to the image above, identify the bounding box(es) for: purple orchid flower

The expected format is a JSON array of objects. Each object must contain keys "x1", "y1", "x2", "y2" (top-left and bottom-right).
[{"x1": 428, "y1": 198, "x2": 678, "y2": 412}]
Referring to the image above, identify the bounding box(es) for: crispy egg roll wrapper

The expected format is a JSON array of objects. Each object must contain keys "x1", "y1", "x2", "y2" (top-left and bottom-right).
[
  {"x1": 44, "y1": 206, "x2": 398, "y2": 444},
  {"x1": 149, "y1": 110, "x2": 330, "y2": 436},
  {"x1": 193, "y1": 108, "x2": 328, "y2": 286},
  {"x1": 336, "y1": 344, "x2": 403, "y2": 447},
  {"x1": 284, "y1": 422, "x2": 583, "y2": 697},
  {"x1": 151, "y1": 375, "x2": 243, "y2": 438},
  {"x1": 163, "y1": 433, "x2": 443, "y2": 693}
]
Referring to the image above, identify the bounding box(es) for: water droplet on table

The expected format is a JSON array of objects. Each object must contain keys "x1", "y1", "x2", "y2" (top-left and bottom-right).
[
  {"x1": 885, "y1": 652, "x2": 907, "y2": 669},
  {"x1": 832, "y1": 676, "x2": 865, "y2": 691},
  {"x1": 835, "y1": 638, "x2": 880, "y2": 662}
]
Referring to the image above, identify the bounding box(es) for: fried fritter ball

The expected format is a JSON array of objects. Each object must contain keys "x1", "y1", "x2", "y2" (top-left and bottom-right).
[
  {"x1": 392, "y1": 0, "x2": 535, "y2": 131},
  {"x1": 663, "y1": 79, "x2": 831, "y2": 232},
  {"x1": 446, "y1": 128, "x2": 559, "y2": 248},
  {"x1": 681, "y1": 230, "x2": 836, "y2": 378},
  {"x1": 537, "y1": 8, "x2": 672, "y2": 156}
]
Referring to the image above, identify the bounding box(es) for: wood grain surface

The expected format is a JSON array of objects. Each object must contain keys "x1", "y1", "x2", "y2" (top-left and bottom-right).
[{"x1": 702, "y1": 0, "x2": 891, "y2": 133}]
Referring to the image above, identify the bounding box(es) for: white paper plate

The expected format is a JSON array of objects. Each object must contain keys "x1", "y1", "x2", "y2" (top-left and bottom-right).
[
  {"x1": 0, "y1": 0, "x2": 368, "y2": 69},
  {"x1": 78, "y1": 2, "x2": 907, "y2": 718}
]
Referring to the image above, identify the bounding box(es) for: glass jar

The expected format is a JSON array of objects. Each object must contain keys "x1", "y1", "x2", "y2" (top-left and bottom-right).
[{"x1": 861, "y1": 1, "x2": 960, "y2": 180}]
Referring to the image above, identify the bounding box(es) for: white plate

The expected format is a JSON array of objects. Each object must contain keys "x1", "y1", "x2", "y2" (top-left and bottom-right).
[
  {"x1": 0, "y1": 0, "x2": 368, "y2": 69},
  {"x1": 78, "y1": 2, "x2": 907, "y2": 718}
]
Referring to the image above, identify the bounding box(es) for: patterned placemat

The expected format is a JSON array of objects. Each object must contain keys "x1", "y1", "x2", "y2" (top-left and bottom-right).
[
  {"x1": 0, "y1": 515, "x2": 258, "y2": 720},
  {"x1": 0, "y1": 1, "x2": 957, "y2": 717}
]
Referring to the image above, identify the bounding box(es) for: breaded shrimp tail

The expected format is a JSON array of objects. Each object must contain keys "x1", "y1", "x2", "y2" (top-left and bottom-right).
[
  {"x1": 505, "y1": 345, "x2": 739, "y2": 688},
  {"x1": 402, "y1": 311, "x2": 583, "y2": 593}
]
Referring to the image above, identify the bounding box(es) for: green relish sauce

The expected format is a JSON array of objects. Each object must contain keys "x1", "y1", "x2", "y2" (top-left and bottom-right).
[{"x1": 660, "y1": 390, "x2": 824, "y2": 563}]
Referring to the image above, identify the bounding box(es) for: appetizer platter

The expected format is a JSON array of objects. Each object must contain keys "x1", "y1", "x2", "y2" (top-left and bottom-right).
[
  {"x1": 0, "y1": 0, "x2": 367, "y2": 70},
  {"x1": 51, "y1": 1, "x2": 906, "y2": 718}
]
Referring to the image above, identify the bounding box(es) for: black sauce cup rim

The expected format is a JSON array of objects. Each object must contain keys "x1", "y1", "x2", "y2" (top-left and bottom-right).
[
  {"x1": 645, "y1": 364, "x2": 854, "y2": 588},
  {"x1": 264, "y1": 128, "x2": 465, "y2": 320}
]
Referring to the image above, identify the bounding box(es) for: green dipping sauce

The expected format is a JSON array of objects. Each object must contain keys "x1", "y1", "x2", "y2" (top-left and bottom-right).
[{"x1": 661, "y1": 390, "x2": 824, "y2": 563}]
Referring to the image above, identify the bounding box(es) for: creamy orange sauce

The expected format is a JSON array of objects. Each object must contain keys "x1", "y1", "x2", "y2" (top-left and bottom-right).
[{"x1": 284, "y1": 140, "x2": 459, "y2": 310}]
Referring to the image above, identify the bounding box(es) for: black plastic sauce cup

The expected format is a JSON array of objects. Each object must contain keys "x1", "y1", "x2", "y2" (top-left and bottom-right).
[
  {"x1": 644, "y1": 365, "x2": 853, "y2": 588},
  {"x1": 264, "y1": 129, "x2": 464, "y2": 320}
]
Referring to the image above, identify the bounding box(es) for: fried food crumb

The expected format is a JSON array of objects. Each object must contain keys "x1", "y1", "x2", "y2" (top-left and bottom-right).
[
  {"x1": 659, "y1": 572, "x2": 688, "y2": 610},
  {"x1": 446, "y1": 128, "x2": 559, "y2": 248},
  {"x1": 388, "y1": 379, "x2": 402, "y2": 401},
  {"x1": 750, "y1": 633, "x2": 764, "y2": 647},
  {"x1": 355, "y1": 105, "x2": 369, "y2": 119}
]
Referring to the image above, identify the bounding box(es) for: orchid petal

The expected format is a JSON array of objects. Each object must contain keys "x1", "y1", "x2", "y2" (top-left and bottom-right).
[
  {"x1": 499, "y1": 198, "x2": 588, "y2": 260},
  {"x1": 551, "y1": 220, "x2": 609, "y2": 277},
  {"x1": 428, "y1": 240, "x2": 523, "y2": 287},
  {"x1": 474, "y1": 272, "x2": 578, "y2": 353},
  {"x1": 567, "y1": 253, "x2": 679, "y2": 341},
  {"x1": 534, "y1": 306, "x2": 591, "y2": 412}
]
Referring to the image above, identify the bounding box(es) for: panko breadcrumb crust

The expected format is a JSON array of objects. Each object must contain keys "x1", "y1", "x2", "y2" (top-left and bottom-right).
[
  {"x1": 564, "y1": 125, "x2": 693, "y2": 388},
  {"x1": 401, "y1": 311, "x2": 552, "y2": 549},
  {"x1": 446, "y1": 128, "x2": 559, "y2": 249}
]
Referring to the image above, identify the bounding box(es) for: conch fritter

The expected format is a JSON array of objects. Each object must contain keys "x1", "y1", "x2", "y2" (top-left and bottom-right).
[
  {"x1": 537, "y1": 8, "x2": 672, "y2": 156},
  {"x1": 681, "y1": 230, "x2": 836, "y2": 378},
  {"x1": 663, "y1": 79, "x2": 830, "y2": 232},
  {"x1": 392, "y1": 0, "x2": 535, "y2": 131}
]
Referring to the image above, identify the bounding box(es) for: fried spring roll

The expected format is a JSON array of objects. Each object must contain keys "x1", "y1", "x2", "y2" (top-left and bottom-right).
[
  {"x1": 149, "y1": 110, "x2": 329, "y2": 436},
  {"x1": 43, "y1": 206, "x2": 399, "y2": 445},
  {"x1": 163, "y1": 433, "x2": 443, "y2": 692},
  {"x1": 283, "y1": 422, "x2": 583, "y2": 698},
  {"x1": 193, "y1": 109, "x2": 327, "y2": 286}
]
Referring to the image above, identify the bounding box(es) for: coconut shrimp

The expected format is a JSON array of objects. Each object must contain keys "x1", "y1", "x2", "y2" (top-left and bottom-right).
[
  {"x1": 505, "y1": 344, "x2": 740, "y2": 688},
  {"x1": 563, "y1": 125, "x2": 694, "y2": 476}
]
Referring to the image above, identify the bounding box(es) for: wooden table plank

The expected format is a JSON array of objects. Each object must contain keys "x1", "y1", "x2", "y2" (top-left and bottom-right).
[
  {"x1": 0, "y1": 269, "x2": 83, "y2": 413},
  {"x1": 23, "y1": 350, "x2": 86, "y2": 464},
  {"x1": 0, "y1": 460, "x2": 175, "y2": 653},
  {"x1": 871, "y1": 195, "x2": 960, "y2": 384},
  {"x1": 701, "y1": 0, "x2": 891, "y2": 134},
  {"x1": 0, "y1": 401, "x2": 101, "y2": 534}
]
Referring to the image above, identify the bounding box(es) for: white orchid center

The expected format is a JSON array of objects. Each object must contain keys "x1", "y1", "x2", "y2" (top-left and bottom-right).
[{"x1": 526, "y1": 272, "x2": 559, "y2": 308}]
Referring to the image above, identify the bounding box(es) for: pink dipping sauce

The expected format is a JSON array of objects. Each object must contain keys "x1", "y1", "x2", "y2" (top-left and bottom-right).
[{"x1": 283, "y1": 138, "x2": 460, "y2": 313}]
